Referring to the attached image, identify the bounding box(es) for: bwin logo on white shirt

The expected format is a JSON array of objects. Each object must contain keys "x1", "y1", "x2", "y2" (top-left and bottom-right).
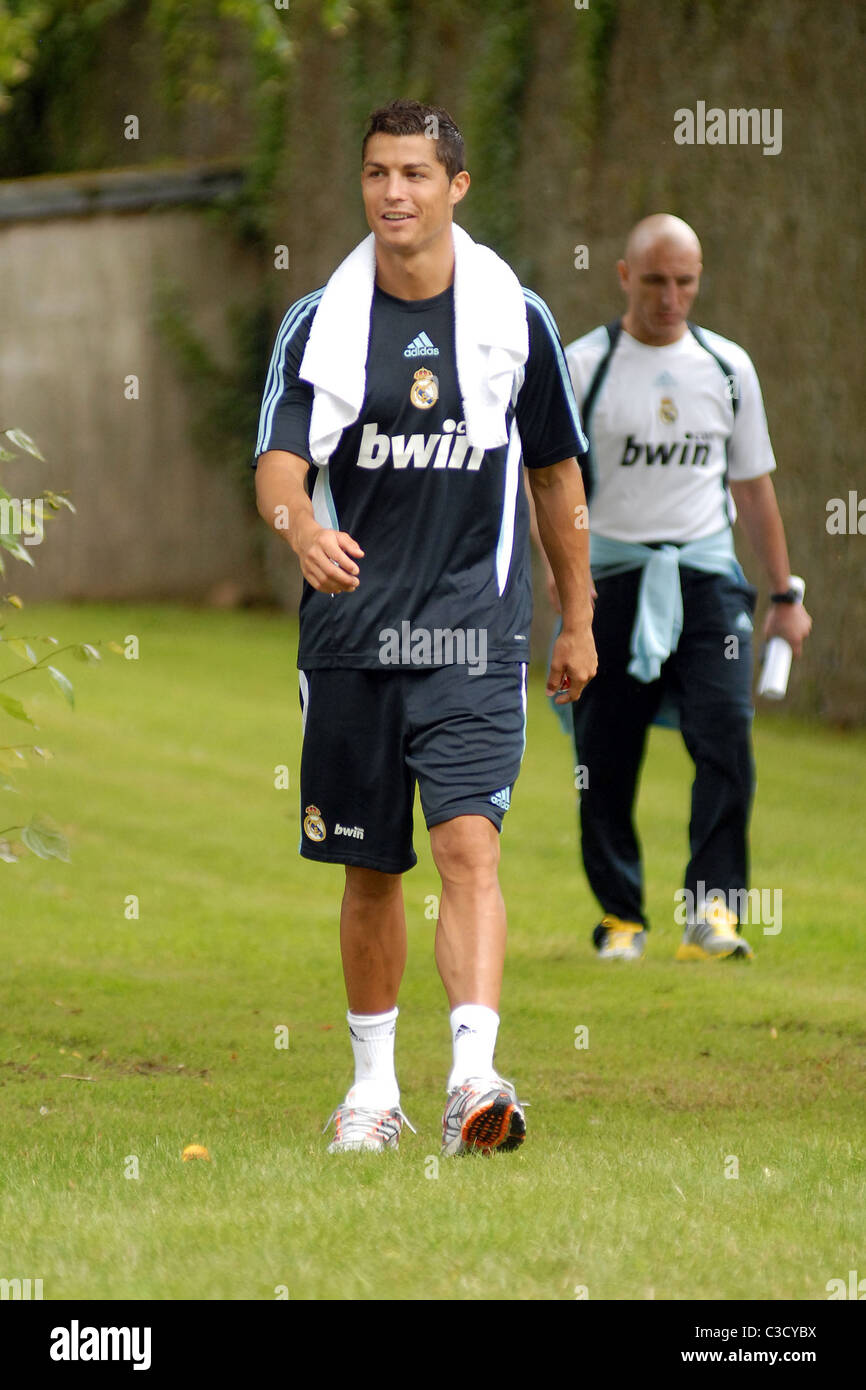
[{"x1": 404, "y1": 332, "x2": 439, "y2": 357}]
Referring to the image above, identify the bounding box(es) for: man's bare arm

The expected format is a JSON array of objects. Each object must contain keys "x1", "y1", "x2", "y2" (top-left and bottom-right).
[
  {"x1": 254, "y1": 449, "x2": 364, "y2": 594},
  {"x1": 730, "y1": 474, "x2": 812, "y2": 657},
  {"x1": 527, "y1": 457, "x2": 597, "y2": 700}
]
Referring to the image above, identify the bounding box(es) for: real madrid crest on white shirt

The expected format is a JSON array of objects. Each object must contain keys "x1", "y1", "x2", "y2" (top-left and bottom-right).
[{"x1": 564, "y1": 322, "x2": 777, "y2": 544}]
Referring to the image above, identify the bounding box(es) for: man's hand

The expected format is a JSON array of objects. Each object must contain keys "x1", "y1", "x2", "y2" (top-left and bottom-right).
[
  {"x1": 292, "y1": 516, "x2": 365, "y2": 594},
  {"x1": 546, "y1": 623, "x2": 598, "y2": 703},
  {"x1": 764, "y1": 601, "x2": 812, "y2": 658},
  {"x1": 730, "y1": 475, "x2": 813, "y2": 659},
  {"x1": 254, "y1": 450, "x2": 365, "y2": 594}
]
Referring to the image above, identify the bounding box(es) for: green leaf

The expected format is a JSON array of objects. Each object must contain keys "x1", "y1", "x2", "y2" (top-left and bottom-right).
[
  {"x1": 0, "y1": 692, "x2": 35, "y2": 724},
  {"x1": 4, "y1": 429, "x2": 45, "y2": 460},
  {"x1": 0, "y1": 534, "x2": 35, "y2": 566},
  {"x1": 44, "y1": 491, "x2": 76, "y2": 514},
  {"x1": 7, "y1": 639, "x2": 37, "y2": 664},
  {"x1": 21, "y1": 815, "x2": 70, "y2": 862},
  {"x1": 73, "y1": 643, "x2": 101, "y2": 664},
  {"x1": 47, "y1": 666, "x2": 75, "y2": 707}
]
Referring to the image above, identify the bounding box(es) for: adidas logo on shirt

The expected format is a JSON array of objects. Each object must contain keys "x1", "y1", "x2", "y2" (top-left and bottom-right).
[
  {"x1": 404, "y1": 332, "x2": 440, "y2": 358},
  {"x1": 489, "y1": 787, "x2": 511, "y2": 812}
]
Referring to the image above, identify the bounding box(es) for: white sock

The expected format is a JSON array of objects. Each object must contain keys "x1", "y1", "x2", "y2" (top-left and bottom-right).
[
  {"x1": 346, "y1": 1007, "x2": 399, "y2": 1109},
  {"x1": 447, "y1": 1003, "x2": 500, "y2": 1092}
]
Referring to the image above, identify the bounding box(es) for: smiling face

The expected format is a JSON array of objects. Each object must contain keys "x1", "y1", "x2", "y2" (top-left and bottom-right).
[
  {"x1": 361, "y1": 133, "x2": 469, "y2": 259},
  {"x1": 618, "y1": 217, "x2": 703, "y2": 346}
]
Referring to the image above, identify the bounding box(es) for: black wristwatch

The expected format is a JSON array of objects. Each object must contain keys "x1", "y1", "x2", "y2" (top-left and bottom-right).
[{"x1": 770, "y1": 588, "x2": 800, "y2": 604}]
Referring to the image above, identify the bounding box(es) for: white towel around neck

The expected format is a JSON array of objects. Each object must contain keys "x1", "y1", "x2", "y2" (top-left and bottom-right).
[{"x1": 298, "y1": 222, "x2": 529, "y2": 465}]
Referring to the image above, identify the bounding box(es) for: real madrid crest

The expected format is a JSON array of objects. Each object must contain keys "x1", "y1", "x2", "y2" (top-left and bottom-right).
[
  {"x1": 303, "y1": 804, "x2": 326, "y2": 841},
  {"x1": 410, "y1": 368, "x2": 438, "y2": 409},
  {"x1": 659, "y1": 396, "x2": 678, "y2": 425}
]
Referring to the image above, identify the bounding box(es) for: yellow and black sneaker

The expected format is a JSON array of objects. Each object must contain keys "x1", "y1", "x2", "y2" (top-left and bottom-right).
[
  {"x1": 592, "y1": 915, "x2": 646, "y2": 960},
  {"x1": 675, "y1": 898, "x2": 753, "y2": 961}
]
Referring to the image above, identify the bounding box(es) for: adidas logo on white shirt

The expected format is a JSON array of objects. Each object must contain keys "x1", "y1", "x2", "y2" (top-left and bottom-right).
[{"x1": 404, "y1": 332, "x2": 439, "y2": 358}]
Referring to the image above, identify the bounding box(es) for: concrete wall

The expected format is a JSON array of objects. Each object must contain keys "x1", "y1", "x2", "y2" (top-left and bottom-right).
[{"x1": 0, "y1": 177, "x2": 271, "y2": 604}]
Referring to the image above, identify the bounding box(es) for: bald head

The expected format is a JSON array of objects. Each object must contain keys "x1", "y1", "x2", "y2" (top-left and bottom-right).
[
  {"x1": 624, "y1": 214, "x2": 702, "y2": 266},
  {"x1": 617, "y1": 214, "x2": 703, "y2": 345}
]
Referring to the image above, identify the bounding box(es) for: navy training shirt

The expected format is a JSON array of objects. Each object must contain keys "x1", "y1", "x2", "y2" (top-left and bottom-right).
[{"x1": 254, "y1": 279, "x2": 587, "y2": 669}]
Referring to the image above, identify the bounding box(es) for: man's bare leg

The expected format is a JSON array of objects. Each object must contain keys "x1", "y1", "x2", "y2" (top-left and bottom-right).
[
  {"x1": 340, "y1": 865, "x2": 406, "y2": 1013},
  {"x1": 430, "y1": 814, "x2": 524, "y2": 1151},
  {"x1": 429, "y1": 814, "x2": 506, "y2": 1010},
  {"x1": 328, "y1": 866, "x2": 408, "y2": 1134}
]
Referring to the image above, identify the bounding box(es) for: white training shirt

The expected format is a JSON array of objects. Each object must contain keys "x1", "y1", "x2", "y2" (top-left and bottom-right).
[{"x1": 564, "y1": 324, "x2": 776, "y2": 543}]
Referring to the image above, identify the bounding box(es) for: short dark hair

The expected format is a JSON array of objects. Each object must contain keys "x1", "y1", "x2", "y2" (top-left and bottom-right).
[{"x1": 362, "y1": 99, "x2": 465, "y2": 182}]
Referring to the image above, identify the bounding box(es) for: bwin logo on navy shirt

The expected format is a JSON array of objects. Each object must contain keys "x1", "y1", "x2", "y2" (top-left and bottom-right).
[{"x1": 356, "y1": 420, "x2": 485, "y2": 471}]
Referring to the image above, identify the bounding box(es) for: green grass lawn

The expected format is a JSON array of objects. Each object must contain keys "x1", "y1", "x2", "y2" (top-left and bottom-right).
[{"x1": 0, "y1": 603, "x2": 863, "y2": 1301}]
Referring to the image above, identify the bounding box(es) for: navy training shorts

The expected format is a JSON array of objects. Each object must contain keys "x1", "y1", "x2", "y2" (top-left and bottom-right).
[{"x1": 297, "y1": 662, "x2": 528, "y2": 873}]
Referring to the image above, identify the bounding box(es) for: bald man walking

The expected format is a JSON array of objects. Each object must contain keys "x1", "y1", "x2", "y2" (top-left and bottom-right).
[{"x1": 558, "y1": 215, "x2": 811, "y2": 960}]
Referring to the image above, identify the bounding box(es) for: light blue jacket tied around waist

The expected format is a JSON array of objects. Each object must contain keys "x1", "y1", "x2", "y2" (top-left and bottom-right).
[
  {"x1": 547, "y1": 526, "x2": 748, "y2": 734},
  {"x1": 590, "y1": 526, "x2": 746, "y2": 684}
]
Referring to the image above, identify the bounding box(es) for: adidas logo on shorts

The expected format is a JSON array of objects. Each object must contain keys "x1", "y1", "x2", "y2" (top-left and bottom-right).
[
  {"x1": 489, "y1": 787, "x2": 511, "y2": 812},
  {"x1": 404, "y1": 331, "x2": 439, "y2": 358}
]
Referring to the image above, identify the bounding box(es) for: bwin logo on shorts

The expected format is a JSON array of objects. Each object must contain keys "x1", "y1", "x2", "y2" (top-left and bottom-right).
[
  {"x1": 489, "y1": 787, "x2": 511, "y2": 812},
  {"x1": 335, "y1": 823, "x2": 365, "y2": 841}
]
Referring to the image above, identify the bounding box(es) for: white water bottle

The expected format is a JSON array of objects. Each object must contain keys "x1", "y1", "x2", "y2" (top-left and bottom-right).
[{"x1": 757, "y1": 575, "x2": 806, "y2": 700}]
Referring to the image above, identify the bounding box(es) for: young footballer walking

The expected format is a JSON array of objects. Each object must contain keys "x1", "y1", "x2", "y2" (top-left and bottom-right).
[{"x1": 254, "y1": 100, "x2": 596, "y2": 1153}]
